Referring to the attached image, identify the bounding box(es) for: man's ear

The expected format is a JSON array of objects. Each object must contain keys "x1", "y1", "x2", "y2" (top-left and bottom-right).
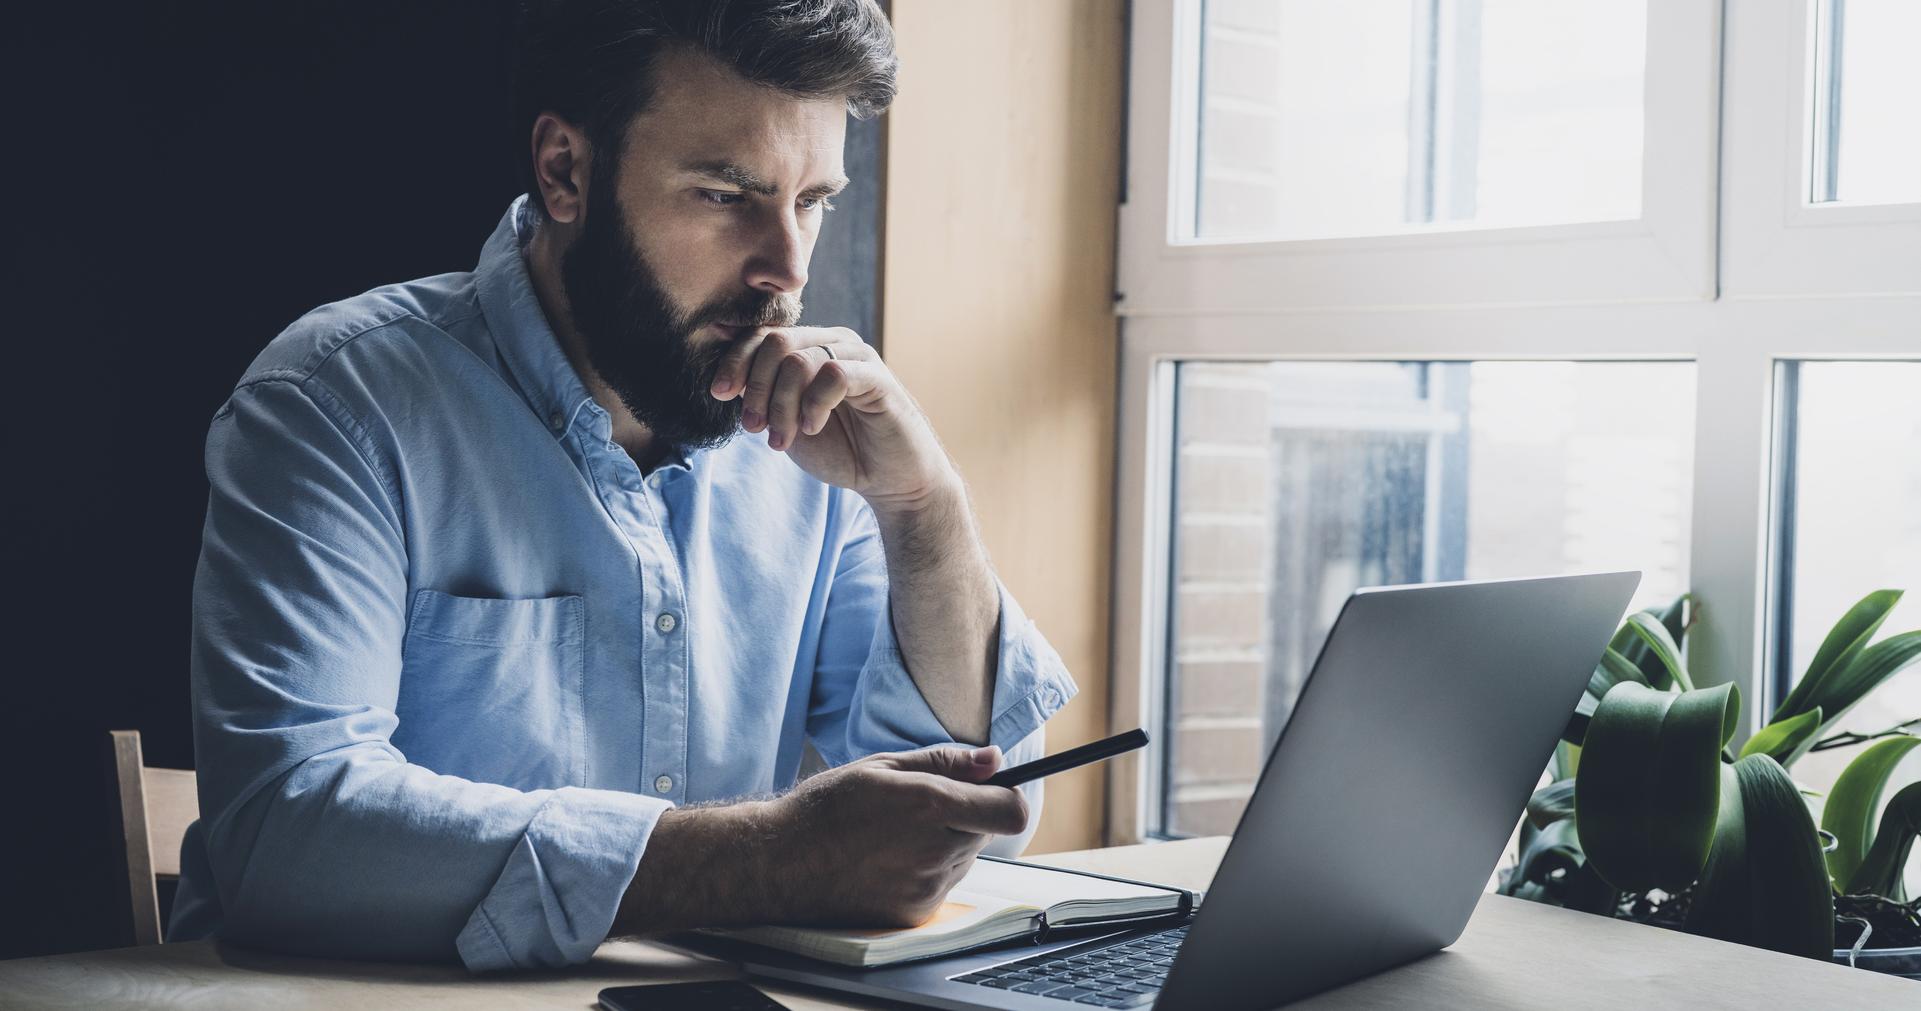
[{"x1": 530, "y1": 112, "x2": 590, "y2": 224}]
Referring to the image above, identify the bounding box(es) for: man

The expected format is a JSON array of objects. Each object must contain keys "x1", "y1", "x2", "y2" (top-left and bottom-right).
[{"x1": 168, "y1": 0, "x2": 1076, "y2": 971}]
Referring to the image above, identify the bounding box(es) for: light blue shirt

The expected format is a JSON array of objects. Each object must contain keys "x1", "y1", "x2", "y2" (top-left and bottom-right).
[{"x1": 168, "y1": 197, "x2": 1077, "y2": 971}]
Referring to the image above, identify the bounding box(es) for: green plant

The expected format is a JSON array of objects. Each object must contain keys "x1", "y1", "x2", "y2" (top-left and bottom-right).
[{"x1": 1502, "y1": 590, "x2": 1921, "y2": 961}]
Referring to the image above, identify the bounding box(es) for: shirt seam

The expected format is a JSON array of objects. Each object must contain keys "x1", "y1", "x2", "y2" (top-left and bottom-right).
[
  {"x1": 991, "y1": 664, "x2": 1069, "y2": 726},
  {"x1": 241, "y1": 308, "x2": 481, "y2": 390},
  {"x1": 225, "y1": 375, "x2": 405, "y2": 526},
  {"x1": 472, "y1": 903, "x2": 515, "y2": 970}
]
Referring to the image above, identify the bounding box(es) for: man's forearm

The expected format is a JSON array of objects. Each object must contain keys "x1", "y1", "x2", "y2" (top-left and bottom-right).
[
  {"x1": 611, "y1": 802, "x2": 781, "y2": 935},
  {"x1": 870, "y1": 478, "x2": 999, "y2": 744}
]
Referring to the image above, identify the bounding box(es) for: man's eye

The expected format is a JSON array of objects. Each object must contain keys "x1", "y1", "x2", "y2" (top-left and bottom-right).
[
  {"x1": 800, "y1": 196, "x2": 836, "y2": 212},
  {"x1": 699, "y1": 190, "x2": 745, "y2": 206}
]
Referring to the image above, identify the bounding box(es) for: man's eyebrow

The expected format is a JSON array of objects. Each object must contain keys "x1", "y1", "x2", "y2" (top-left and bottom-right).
[
  {"x1": 801, "y1": 176, "x2": 852, "y2": 200},
  {"x1": 683, "y1": 160, "x2": 849, "y2": 200}
]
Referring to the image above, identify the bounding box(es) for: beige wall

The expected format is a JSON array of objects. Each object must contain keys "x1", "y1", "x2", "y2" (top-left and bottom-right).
[{"x1": 880, "y1": 1, "x2": 1124, "y2": 853}]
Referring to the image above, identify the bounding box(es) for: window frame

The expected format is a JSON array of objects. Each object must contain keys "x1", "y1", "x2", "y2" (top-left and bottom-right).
[
  {"x1": 1107, "y1": 0, "x2": 1921, "y2": 844},
  {"x1": 1118, "y1": 0, "x2": 1722, "y2": 315}
]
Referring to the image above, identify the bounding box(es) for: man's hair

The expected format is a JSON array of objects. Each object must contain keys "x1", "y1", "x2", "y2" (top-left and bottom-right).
[{"x1": 512, "y1": 0, "x2": 897, "y2": 218}]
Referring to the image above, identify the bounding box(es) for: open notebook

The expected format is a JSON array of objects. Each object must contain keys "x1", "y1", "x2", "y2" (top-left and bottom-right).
[{"x1": 708, "y1": 857, "x2": 1190, "y2": 968}]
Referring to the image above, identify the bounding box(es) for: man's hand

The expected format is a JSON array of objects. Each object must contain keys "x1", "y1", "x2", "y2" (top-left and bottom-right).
[
  {"x1": 613, "y1": 745, "x2": 1028, "y2": 935},
  {"x1": 709, "y1": 326, "x2": 956, "y2": 514},
  {"x1": 765, "y1": 745, "x2": 1029, "y2": 927}
]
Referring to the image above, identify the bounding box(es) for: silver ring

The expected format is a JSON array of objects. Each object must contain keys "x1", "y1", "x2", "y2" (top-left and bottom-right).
[{"x1": 820, "y1": 344, "x2": 838, "y2": 361}]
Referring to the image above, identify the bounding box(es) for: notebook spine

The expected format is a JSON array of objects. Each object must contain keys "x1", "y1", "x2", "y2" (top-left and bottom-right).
[{"x1": 973, "y1": 856, "x2": 1197, "y2": 945}]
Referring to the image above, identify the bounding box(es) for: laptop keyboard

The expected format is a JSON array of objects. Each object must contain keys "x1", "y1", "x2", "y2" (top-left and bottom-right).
[{"x1": 949, "y1": 925, "x2": 1186, "y2": 1007}]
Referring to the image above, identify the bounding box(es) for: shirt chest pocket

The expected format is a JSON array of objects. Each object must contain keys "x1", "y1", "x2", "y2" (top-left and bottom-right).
[{"x1": 394, "y1": 589, "x2": 585, "y2": 789}]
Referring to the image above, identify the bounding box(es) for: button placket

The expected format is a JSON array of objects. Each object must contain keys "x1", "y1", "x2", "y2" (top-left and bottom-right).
[{"x1": 627, "y1": 478, "x2": 688, "y2": 802}]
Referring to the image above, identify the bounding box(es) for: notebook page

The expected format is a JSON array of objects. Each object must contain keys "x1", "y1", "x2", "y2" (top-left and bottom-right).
[{"x1": 960, "y1": 858, "x2": 1176, "y2": 908}]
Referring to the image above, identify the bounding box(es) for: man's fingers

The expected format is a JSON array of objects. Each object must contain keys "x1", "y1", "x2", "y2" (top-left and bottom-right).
[
  {"x1": 797, "y1": 359, "x2": 852, "y2": 437},
  {"x1": 711, "y1": 330, "x2": 768, "y2": 402},
  {"x1": 884, "y1": 744, "x2": 1002, "y2": 781},
  {"x1": 738, "y1": 330, "x2": 795, "y2": 431},
  {"x1": 765, "y1": 347, "x2": 828, "y2": 450},
  {"x1": 933, "y1": 779, "x2": 1030, "y2": 836}
]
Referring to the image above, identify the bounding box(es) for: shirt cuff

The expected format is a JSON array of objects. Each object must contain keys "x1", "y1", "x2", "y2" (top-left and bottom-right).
[
  {"x1": 848, "y1": 580, "x2": 1079, "y2": 754},
  {"x1": 456, "y1": 785, "x2": 672, "y2": 971}
]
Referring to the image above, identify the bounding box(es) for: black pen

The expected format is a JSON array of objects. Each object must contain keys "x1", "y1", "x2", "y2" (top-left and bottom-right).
[{"x1": 983, "y1": 728, "x2": 1150, "y2": 788}]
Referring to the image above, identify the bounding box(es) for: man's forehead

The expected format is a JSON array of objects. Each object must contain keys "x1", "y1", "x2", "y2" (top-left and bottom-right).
[{"x1": 625, "y1": 47, "x2": 848, "y2": 187}]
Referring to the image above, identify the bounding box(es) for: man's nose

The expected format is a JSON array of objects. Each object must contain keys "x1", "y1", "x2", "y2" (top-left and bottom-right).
[{"x1": 742, "y1": 208, "x2": 809, "y2": 295}]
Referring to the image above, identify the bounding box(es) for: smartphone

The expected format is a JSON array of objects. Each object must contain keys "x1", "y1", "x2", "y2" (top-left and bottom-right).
[{"x1": 598, "y1": 981, "x2": 791, "y2": 1011}]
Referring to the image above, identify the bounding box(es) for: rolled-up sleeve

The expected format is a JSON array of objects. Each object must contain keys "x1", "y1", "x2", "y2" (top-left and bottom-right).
[
  {"x1": 187, "y1": 376, "x2": 662, "y2": 971},
  {"x1": 806, "y1": 493, "x2": 1079, "y2": 805}
]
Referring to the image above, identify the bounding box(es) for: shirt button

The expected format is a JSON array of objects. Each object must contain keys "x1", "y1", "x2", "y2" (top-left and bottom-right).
[
  {"x1": 655, "y1": 612, "x2": 678, "y2": 634},
  {"x1": 548, "y1": 411, "x2": 564, "y2": 431},
  {"x1": 654, "y1": 774, "x2": 674, "y2": 793}
]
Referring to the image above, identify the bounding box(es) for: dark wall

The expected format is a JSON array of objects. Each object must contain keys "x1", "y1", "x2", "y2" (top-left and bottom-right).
[{"x1": 4, "y1": 1, "x2": 883, "y2": 960}]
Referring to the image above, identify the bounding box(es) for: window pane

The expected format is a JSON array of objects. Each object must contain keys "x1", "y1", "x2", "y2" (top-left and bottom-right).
[
  {"x1": 1194, "y1": 0, "x2": 1646, "y2": 241},
  {"x1": 1810, "y1": 0, "x2": 1921, "y2": 206},
  {"x1": 1161, "y1": 361, "x2": 1695, "y2": 838},
  {"x1": 1773, "y1": 362, "x2": 1921, "y2": 838}
]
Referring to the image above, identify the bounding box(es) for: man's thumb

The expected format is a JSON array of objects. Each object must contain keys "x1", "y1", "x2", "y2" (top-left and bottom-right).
[{"x1": 898, "y1": 743, "x2": 1001, "y2": 781}]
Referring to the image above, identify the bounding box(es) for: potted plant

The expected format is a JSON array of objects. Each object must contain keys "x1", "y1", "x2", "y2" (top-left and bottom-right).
[{"x1": 1500, "y1": 590, "x2": 1921, "y2": 979}]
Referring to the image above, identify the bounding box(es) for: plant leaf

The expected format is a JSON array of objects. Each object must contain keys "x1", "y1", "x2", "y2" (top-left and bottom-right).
[
  {"x1": 1772, "y1": 589, "x2": 1903, "y2": 724},
  {"x1": 1821, "y1": 735, "x2": 1921, "y2": 889},
  {"x1": 1646, "y1": 594, "x2": 1690, "y2": 684},
  {"x1": 1797, "y1": 631, "x2": 1921, "y2": 738},
  {"x1": 1610, "y1": 596, "x2": 1689, "y2": 691},
  {"x1": 1686, "y1": 755, "x2": 1835, "y2": 959},
  {"x1": 1553, "y1": 739, "x2": 1581, "y2": 782},
  {"x1": 1737, "y1": 706, "x2": 1824, "y2": 769},
  {"x1": 1576, "y1": 681, "x2": 1738, "y2": 893},
  {"x1": 1588, "y1": 648, "x2": 1650, "y2": 700},
  {"x1": 1562, "y1": 692, "x2": 1597, "y2": 747},
  {"x1": 1528, "y1": 778, "x2": 1577, "y2": 830},
  {"x1": 1505, "y1": 817, "x2": 1583, "y2": 896},
  {"x1": 1846, "y1": 781, "x2": 1921, "y2": 901},
  {"x1": 1625, "y1": 611, "x2": 1693, "y2": 692}
]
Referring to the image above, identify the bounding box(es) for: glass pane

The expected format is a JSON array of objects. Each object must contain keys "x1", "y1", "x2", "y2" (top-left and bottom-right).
[
  {"x1": 1193, "y1": 0, "x2": 1646, "y2": 241},
  {"x1": 1774, "y1": 362, "x2": 1921, "y2": 864},
  {"x1": 1810, "y1": 0, "x2": 1921, "y2": 206},
  {"x1": 1161, "y1": 361, "x2": 1695, "y2": 838}
]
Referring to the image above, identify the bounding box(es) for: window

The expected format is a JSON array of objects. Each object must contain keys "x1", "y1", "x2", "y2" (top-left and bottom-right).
[
  {"x1": 1162, "y1": 361, "x2": 1694, "y2": 836},
  {"x1": 1808, "y1": 0, "x2": 1921, "y2": 206},
  {"x1": 1770, "y1": 360, "x2": 1921, "y2": 799},
  {"x1": 1195, "y1": 0, "x2": 1647, "y2": 241},
  {"x1": 1111, "y1": 0, "x2": 1921, "y2": 844}
]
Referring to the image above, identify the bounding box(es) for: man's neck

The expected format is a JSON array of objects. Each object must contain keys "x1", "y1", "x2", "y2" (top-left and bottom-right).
[{"x1": 523, "y1": 224, "x2": 669, "y2": 472}]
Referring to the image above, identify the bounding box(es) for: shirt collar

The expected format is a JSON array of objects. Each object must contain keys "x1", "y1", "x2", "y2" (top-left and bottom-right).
[{"x1": 474, "y1": 196, "x2": 696, "y2": 471}]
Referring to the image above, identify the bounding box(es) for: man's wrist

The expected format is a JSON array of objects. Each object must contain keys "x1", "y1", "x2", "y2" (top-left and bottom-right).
[
  {"x1": 863, "y1": 466, "x2": 966, "y2": 525},
  {"x1": 614, "y1": 798, "x2": 783, "y2": 935}
]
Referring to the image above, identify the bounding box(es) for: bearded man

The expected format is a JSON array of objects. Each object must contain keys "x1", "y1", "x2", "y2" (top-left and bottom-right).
[{"x1": 169, "y1": 0, "x2": 1076, "y2": 971}]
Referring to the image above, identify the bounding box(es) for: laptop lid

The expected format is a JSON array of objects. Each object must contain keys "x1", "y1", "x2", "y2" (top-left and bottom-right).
[{"x1": 1156, "y1": 572, "x2": 1639, "y2": 1009}]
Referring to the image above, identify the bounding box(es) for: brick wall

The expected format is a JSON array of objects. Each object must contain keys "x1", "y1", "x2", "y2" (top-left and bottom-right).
[{"x1": 1168, "y1": 364, "x2": 1273, "y2": 836}]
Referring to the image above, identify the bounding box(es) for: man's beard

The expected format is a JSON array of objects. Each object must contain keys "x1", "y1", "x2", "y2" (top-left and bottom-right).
[{"x1": 559, "y1": 182, "x2": 801, "y2": 450}]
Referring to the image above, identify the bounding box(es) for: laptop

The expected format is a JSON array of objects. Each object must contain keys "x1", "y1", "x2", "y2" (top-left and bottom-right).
[{"x1": 683, "y1": 572, "x2": 1640, "y2": 1010}]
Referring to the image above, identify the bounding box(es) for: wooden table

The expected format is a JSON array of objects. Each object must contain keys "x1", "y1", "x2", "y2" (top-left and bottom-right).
[{"x1": 3, "y1": 838, "x2": 1913, "y2": 1009}]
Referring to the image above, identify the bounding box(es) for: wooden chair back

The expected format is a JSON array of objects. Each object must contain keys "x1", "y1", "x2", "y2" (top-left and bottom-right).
[{"x1": 108, "y1": 730, "x2": 199, "y2": 946}]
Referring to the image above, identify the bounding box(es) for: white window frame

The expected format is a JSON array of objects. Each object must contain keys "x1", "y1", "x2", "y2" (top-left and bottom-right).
[
  {"x1": 1117, "y1": 0, "x2": 1722, "y2": 314},
  {"x1": 1107, "y1": 0, "x2": 1921, "y2": 845}
]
